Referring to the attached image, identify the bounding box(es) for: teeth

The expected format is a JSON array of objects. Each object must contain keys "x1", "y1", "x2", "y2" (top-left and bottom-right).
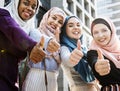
[{"x1": 74, "y1": 32, "x2": 78, "y2": 34}]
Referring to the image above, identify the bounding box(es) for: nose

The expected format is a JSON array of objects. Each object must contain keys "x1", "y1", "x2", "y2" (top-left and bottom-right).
[
  {"x1": 74, "y1": 25, "x2": 80, "y2": 30},
  {"x1": 98, "y1": 32, "x2": 104, "y2": 37},
  {"x1": 27, "y1": 6, "x2": 33, "y2": 11},
  {"x1": 54, "y1": 20, "x2": 59, "y2": 26}
]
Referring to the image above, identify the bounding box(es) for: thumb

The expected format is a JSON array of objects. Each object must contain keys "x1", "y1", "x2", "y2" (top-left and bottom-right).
[
  {"x1": 77, "y1": 39, "x2": 81, "y2": 50},
  {"x1": 37, "y1": 36, "x2": 45, "y2": 49},
  {"x1": 97, "y1": 49, "x2": 104, "y2": 59},
  {"x1": 55, "y1": 29, "x2": 60, "y2": 42}
]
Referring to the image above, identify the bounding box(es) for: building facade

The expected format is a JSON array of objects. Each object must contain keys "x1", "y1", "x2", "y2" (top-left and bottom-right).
[{"x1": 97, "y1": 0, "x2": 120, "y2": 39}]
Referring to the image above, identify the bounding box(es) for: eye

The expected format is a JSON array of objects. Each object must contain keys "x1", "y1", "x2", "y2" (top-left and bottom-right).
[
  {"x1": 23, "y1": 1, "x2": 29, "y2": 6},
  {"x1": 68, "y1": 23, "x2": 74, "y2": 27},
  {"x1": 102, "y1": 29, "x2": 107, "y2": 33},
  {"x1": 52, "y1": 16, "x2": 57, "y2": 20},
  {"x1": 58, "y1": 20, "x2": 63, "y2": 25},
  {"x1": 31, "y1": 4, "x2": 37, "y2": 10},
  {"x1": 93, "y1": 30, "x2": 99, "y2": 35},
  {"x1": 77, "y1": 24, "x2": 80, "y2": 27}
]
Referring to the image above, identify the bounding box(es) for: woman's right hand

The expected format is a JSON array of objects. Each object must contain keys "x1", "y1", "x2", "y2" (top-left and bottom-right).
[
  {"x1": 30, "y1": 36, "x2": 45, "y2": 63},
  {"x1": 95, "y1": 50, "x2": 111, "y2": 76},
  {"x1": 47, "y1": 38, "x2": 60, "y2": 53},
  {"x1": 69, "y1": 40, "x2": 83, "y2": 66}
]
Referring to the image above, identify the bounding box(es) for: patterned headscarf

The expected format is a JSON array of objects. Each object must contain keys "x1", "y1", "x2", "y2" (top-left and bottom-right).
[
  {"x1": 89, "y1": 17, "x2": 120, "y2": 68},
  {"x1": 38, "y1": 7, "x2": 66, "y2": 38}
]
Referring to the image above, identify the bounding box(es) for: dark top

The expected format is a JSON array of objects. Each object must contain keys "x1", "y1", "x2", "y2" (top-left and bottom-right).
[
  {"x1": 87, "y1": 50, "x2": 120, "y2": 87},
  {"x1": 0, "y1": 8, "x2": 36, "y2": 91}
]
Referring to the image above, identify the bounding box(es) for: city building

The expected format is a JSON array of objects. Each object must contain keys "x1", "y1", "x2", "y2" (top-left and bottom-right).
[{"x1": 97, "y1": 0, "x2": 120, "y2": 39}]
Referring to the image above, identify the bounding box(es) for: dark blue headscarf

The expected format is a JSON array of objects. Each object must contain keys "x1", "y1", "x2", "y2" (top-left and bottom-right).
[{"x1": 60, "y1": 16, "x2": 95, "y2": 82}]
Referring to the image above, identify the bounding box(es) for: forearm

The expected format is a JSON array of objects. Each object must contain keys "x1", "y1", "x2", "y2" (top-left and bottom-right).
[
  {"x1": 60, "y1": 46, "x2": 74, "y2": 67},
  {"x1": 0, "y1": 9, "x2": 37, "y2": 52}
]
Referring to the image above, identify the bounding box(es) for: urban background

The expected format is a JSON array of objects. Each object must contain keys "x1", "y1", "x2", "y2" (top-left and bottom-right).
[{"x1": 1, "y1": 0, "x2": 120, "y2": 91}]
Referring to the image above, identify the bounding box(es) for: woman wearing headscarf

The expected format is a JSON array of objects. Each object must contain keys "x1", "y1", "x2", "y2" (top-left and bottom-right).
[
  {"x1": 0, "y1": 0, "x2": 61, "y2": 91},
  {"x1": 4, "y1": 0, "x2": 40, "y2": 34},
  {"x1": 60, "y1": 16, "x2": 98, "y2": 91},
  {"x1": 87, "y1": 17, "x2": 120, "y2": 91},
  {"x1": 22, "y1": 7, "x2": 66, "y2": 91}
]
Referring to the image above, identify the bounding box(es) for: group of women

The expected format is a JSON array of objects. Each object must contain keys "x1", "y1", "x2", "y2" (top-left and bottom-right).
[{"x1": 0, "y1": 0, "x2": 120, "y2": 91}]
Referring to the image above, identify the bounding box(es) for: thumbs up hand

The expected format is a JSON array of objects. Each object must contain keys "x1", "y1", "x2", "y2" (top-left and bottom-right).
[
  {"x1": 95, "y1": 49, "x2": 111, "y2": 76},
  {"x1": 30, "y1": 36, "x2": 46, "y2": 63},
  {"x1": 47, "y1": 38, "x2": 60, "y2": 53},
  {"x1": 69, "y1": 40, "x2": 83, "y2": 66}
]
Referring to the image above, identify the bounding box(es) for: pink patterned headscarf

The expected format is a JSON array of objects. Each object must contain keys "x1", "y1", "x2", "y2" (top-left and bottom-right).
[
  {"x1": 89, "y1": 17, "x2": 120, "y2": 68},
  {"x1": 38, "y1": 7, "x2": 66, "y2": 39}
]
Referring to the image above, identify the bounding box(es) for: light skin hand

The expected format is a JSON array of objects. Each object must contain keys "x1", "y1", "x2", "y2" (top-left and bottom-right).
[
  {"x1": 54, "y1": 27, "x2": 60, "y2": 42},
  {"x1": 95, "y1": 49, "x2": 111, "y2": 76},
  {"x1": 69, "y1": 40, "x2": 83, "y2": 66},
  {"x1": 47, "y1": 38, "x2": 60, "y2": 53}
]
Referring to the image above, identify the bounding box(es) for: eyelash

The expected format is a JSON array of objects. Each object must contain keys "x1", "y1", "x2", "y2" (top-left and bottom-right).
[{"x1": 23, "y1": 2, "x2": 37, "y2": 10}]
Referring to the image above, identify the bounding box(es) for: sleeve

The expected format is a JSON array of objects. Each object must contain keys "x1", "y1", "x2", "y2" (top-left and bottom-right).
[
  {"x1": 29, "y1": 29, "x2": 52, "y2": 50},
  {"x1": 60, "y1": 46, "x2": 75, "y2": 67},
  {"x1": 0, "y1": 10, "x2": 37, "y2": 52},
  {"x1": 87, "y1": 50, "x2": 98, "y2": 69}
]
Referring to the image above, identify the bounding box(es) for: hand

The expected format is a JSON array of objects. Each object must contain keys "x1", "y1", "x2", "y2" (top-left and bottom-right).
[
  {"x1": 54, "y1": 28, "x2": 60, "y2": 42},
  {"x1": 69, "y1": 40, "x2": 83, "y2": 66},
  {"x1": 30, "y1": 36, "x2": 46, "y2": 63},
  {"x1": 95, "y1": 49, "x2": 111, "y2": 76},
  {"x1": 47, "y1": 38, "x2": 60, "y2": 53}
]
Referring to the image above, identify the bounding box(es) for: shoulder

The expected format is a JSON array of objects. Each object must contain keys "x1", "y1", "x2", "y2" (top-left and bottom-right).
[
  {"x1": 29, "y1": 29, "x2": 41, "y2": 41},
  {"x1": 87, "y1": 50, "x2": 97, "y2": 55},
  {"x1": 0, "y1": 8, "x2": 10, "y2": 16},
  {"x1": 61, "y1": 46, "x2": 69, "y2": 52}
]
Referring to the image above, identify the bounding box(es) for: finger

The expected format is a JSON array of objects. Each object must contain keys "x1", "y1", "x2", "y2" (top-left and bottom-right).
[
  {"x1": 55, "y1": 28, "x2": 60, "y2": 34},
  {"x1": 77, "y1": 39, "x2": 81, "y2": 50},
  {"x1": 37, "y1": 36, "x2": 45, "y2": 49},
  {"x1": 97, "y1": 49, "x2": 104, "y2": 59},
  {"x1": 54, "y1": 29, "x2": 60, "y2": 42}
]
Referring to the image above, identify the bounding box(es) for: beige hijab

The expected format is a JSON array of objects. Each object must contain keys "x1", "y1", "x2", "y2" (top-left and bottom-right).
[
  {"x1": 89, "y1": 17, "x2": 120, "y2": 68},
  {"x1": 38, "y1": 7, "x2": 66, "y2": 40}
]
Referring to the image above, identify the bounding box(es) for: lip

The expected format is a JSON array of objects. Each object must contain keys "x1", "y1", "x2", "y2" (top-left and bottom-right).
[
  {"x1": 51, "y1": 25, "x2": 56, "y2": 29},
  {"x1": 98, "y1": 38, "x2": 106, "y2": 42},
  {"x1": 73, "y1": 31, "x2": 80, "y2": 35}
]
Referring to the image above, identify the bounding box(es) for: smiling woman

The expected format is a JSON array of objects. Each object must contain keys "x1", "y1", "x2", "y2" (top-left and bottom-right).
[
  {"x1": 18, "y1": 0, "x2": 39, "y2": 21},
  {"x1": 60, "y1": 16, "x2": 97, "y2": 91},
  {"x1": 4, "y1": 0, "x2": 41, "y2": 34},
  {"x1": 87, "y1": 17, "x2": 120, "y2": 91},
  {"x1": 22, "y1": 7, "x2": 66, "y2": 91}
]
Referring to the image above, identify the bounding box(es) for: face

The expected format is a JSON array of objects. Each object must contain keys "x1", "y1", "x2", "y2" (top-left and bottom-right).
[
  {"x1": 18, "y1": 0, "x2": 38, "y2": 21},
  {"x1": 92, "y1": 24, "x2": 112, "y2": 46},
  {"x1": 47, "y1": 13, "x2": 64, "y2": 34},
  {"x1": 66, "y1": 17, "x2": 82, "y2": 40}
]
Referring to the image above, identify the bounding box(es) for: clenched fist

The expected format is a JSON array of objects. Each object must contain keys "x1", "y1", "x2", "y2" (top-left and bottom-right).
[
  {"x1": 30, "y1": 36, "x2": 46, "y2": 63},
  {"x1": 95, "y1": 49, "x2": 111, "y2": 76}
]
